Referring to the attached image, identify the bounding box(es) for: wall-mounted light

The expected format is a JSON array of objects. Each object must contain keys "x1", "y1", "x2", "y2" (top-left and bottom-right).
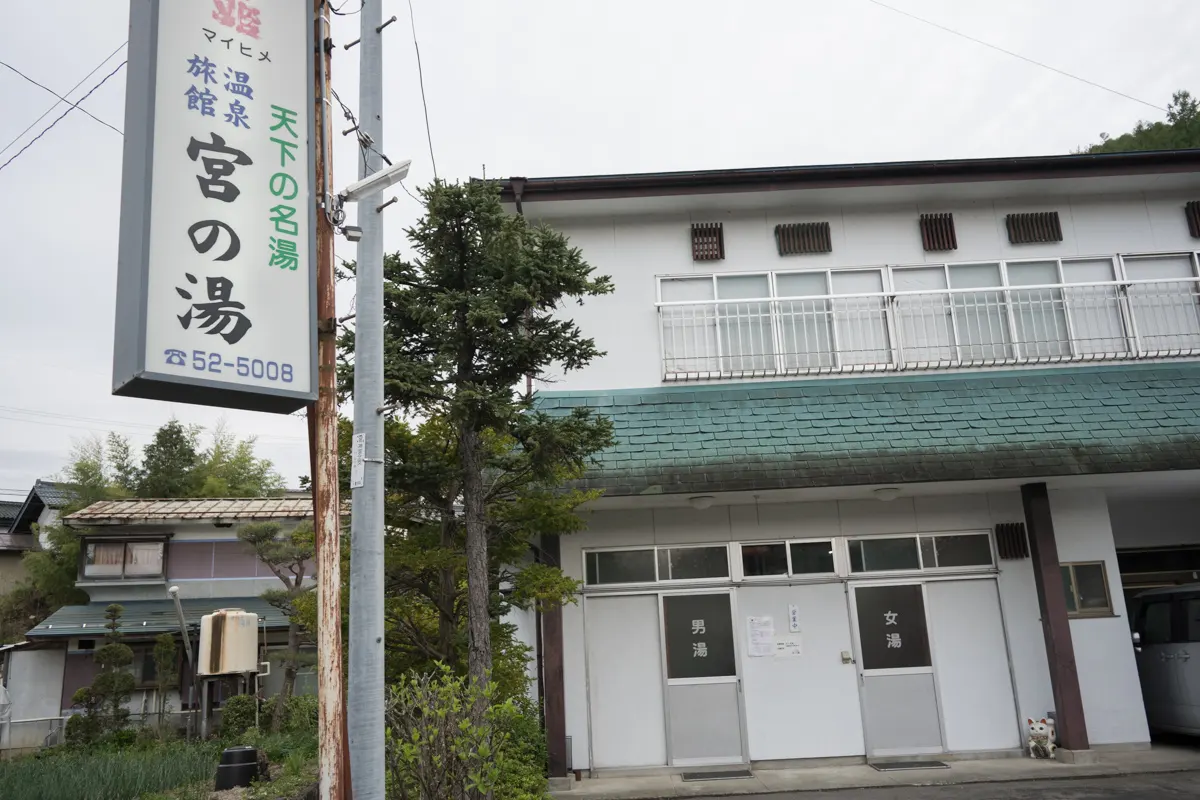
[
  {"x1": 874, "y1": 487, "x2": 901, "y2": 502},
  {"x1": 688, "y1": 495, "x2": 715, "y2": 510}
]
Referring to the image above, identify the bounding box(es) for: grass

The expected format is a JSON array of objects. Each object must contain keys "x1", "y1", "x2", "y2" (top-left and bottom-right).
[{"x1": 0, "y1": 740, "x2": 222, "y2": 800}]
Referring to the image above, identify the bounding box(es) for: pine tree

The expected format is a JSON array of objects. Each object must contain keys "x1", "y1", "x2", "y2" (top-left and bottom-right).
[
  {"x1": 90, "y1": 603, "x2": 135, "y2": 732},
  {"x1": 340, "y1": 180, "x2": 613, "y2": 722}
]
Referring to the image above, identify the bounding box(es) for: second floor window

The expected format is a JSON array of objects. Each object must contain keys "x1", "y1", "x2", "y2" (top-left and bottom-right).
[{"x1": 84, "y1": 541, "x2": 165, "y2": 580}]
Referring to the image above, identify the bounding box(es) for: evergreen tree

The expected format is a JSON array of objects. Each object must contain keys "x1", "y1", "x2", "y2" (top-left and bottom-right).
[
  {"x1": 89, "y1": 603, "x2": 135, "y2": 732},
  {"x1": 237, "y1": 521, "x2": 315, "y2": 732},
  {"x1": 136, "y1": 420, "x2": 202, "y2": 497},
  {"x1": 340, "y1": 180, "x2": 613, "y2": 720},
  {"x1": 1083, "y1": 90, "x2": 1200, "y2": 153}
]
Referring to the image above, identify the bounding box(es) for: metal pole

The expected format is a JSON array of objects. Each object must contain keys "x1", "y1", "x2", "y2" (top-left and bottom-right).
[
  {"x1": 311, "y1": 1, "x2": 346, "y2": 797},
  {"x1": 168, "y1": 588, "x2": 196, "y2": 740},
  {"x1": 349, "y1": 0, "x2": 387, "y2": 794}
]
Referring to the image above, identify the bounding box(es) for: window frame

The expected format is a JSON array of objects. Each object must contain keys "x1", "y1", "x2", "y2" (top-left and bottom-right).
[
  {"x1": 1061, "y1": 560, "x2": 1114, "y2": 618},
  {"x1": 79, "y1": 537, "x2": 168, "y2": 582},
  {"x1": 844, "y1": 531, "x2": 996, "y2": 576},
  {"x1": 736, "y1": 538, "x2": 840, "y2": 580},
  {"x1": 583, "y1": 544, "x2": 731, "y2": 588}
]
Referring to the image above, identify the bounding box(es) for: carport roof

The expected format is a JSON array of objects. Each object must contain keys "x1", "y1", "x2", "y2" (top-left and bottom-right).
[
  {"x1": 26, "y1": 597, "x2": 289, "y2": 639},
  {"x1": 539, "y1": 363, "x2": 1200, "y2": 497}
]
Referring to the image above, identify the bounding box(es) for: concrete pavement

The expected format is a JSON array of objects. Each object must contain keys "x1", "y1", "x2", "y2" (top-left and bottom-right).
[{"x1": 551, "y1": 743, "x2": 1200, "y2": 799}]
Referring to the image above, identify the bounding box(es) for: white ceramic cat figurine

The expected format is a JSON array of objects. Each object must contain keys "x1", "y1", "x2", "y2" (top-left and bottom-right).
[{"x1": 1027, "y1": 718, "x2": 1056, "y2": 759}]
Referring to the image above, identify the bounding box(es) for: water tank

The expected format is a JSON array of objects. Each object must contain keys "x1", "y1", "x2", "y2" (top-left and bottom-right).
[{"x1": 198, "y1": 608, "x2": 260, "y2": 675}]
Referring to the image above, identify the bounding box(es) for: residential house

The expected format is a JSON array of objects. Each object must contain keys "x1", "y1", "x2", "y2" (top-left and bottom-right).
[
  {"x1": 6, "y1": 480, "x2": 71, "y2": 547},
  {"x1": 0, "y1": 499, "x2": 32, "y2": 596},
  {"x1": 0, "y1": 497, "x2": 315, "y2": 752},
  {"x1": 499, "y1": 149, "x2": 1200, "y2": 774}
]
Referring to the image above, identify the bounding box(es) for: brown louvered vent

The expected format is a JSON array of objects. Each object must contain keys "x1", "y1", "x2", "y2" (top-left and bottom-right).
[
  {"x1": 919, "y1": 213, "x2": 957, "y2": 252},
  {"x1": 775, "y1": 222, "x2": 832, "y2": 255},
  {"x1": 1186, "y1": 201, "x2": 1200, "y2": 239},
  {"x1": 1006, "y1": 211, "x2": 1063, "y2": 244},
  {"x1": 995, "y1": 522, "x2": 1030, "y2": 560},
  {"x1": 691, "y1": 222, "x2": 724, "y2": 261}
]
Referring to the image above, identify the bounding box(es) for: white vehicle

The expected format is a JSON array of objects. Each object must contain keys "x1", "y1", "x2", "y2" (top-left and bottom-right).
[{"x1": 1132, "y1": 584, "x2": 1200, "y2": 735}]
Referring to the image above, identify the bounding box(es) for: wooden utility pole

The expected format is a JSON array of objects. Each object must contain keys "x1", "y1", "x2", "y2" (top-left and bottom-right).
[{"x1": 311, "y1": 1, "x2": 347, "y2": 797}]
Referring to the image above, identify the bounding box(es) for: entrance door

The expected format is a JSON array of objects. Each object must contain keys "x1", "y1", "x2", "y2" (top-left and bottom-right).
[
  {"x1": 661, "y1": 592, "x2": 746, "y2": 766},
  {"x1": 585, "y1": 595, "x2": 667, "y2": 768},
  {"x1": 850, "y1": 583, "x2": 944, "y2": 758}
]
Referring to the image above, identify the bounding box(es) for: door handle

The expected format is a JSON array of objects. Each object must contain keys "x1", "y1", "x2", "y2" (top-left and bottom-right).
[
  {"x1": 1160, "y1": 652, "x2": 1177, "y2": 661},
  {"x1": 1180, "y1": 651, "x2": 1191, "y2": 662}
]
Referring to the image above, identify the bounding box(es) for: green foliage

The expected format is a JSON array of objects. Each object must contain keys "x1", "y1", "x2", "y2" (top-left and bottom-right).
[
  {"x1": 0, "y1": 740, "x2": 221, "y2": 800},
  {"x1": 220, "y1": 693, "x2": 259, "y2": 737},
  {"x1": 136, "y1": 420, "x2": 204, "y2": 497},
  {"x1": 238, "y1": 521, "x2": 315, "y2": 732},
  {"x1": 0, "y1": 422, "x2": 287, "y2": 644},
  {"x1": 152, "y1": 633, "x2": 178, "y2": 731},
  {"x1": 492, "y1": 696, "x2": 551, "y2": 800},
  {"x1": 384, "y1": 666, "x2": 506, "y2": 800},
  {"x1": 89, "y1": 603, "x2": 135, "y2": 734},
  {"x1": 195, "y1": 422, "x2": 288, "y2": 497},
  {"x1": 338, "y1": 180, "x2": 614, "y2": 695},
  {"x1": 1082, "y1": 90, "x2": 1200, "y2": 153}
]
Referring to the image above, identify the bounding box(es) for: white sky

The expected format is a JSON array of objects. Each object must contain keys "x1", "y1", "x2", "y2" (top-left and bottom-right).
[{"x1": 1, "y1": 0, "x2": 1198, "y2": 498}]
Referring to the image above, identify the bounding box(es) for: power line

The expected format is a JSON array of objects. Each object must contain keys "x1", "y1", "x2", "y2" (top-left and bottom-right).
[
  {"x1": 330, "y1": 0, "x2": 364, "y2": 15},
  {"x1": 0, "y1": 40, "x2": 127, "y2": 158},
  {"x1": 0, "y1": 406, "x2": 306, "y2": 444},
  {"x1": 0, "y1": 58, "x2": 122, "y2": 135},
  {"x1": 407, "y1": 0, "x2": 438, "y2": 180},
  {"x1": 0, "y1": 60, "x2": 128, "y2": 176},
  {"x1": 863, "y1": 0, "x2": 1166, "y2": 113}
]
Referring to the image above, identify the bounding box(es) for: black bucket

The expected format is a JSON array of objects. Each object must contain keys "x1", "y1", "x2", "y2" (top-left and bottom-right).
[{"x1": 214, "y1": 745, "x2": 262, "y2": 790}]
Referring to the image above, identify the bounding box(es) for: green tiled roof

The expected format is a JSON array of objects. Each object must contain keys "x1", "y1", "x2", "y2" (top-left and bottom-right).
[
  {"x1": 27, "y1": 597, "x2": 289, "y2": 639},
  {"x1": 539, "y1": 364, "x2": 1200, "y2": 496}
]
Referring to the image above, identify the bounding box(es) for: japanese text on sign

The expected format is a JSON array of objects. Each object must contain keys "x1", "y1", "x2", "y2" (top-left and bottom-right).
[{"x1": 116, "y1": 0, "x2": 315, "y2": 412}]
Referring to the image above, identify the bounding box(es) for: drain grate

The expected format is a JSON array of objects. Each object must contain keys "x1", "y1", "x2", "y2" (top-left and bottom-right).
[
  {"x1": 680, "y1": 769, "x2": 754, "y2": 782},
  {"x1": 871, "y1": 760, "x2": 949, "y2": 772}
]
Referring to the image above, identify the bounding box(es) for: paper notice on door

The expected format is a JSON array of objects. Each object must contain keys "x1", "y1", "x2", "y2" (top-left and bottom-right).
[
  {"x1": 774, "y1": 634, "x2": 802, "y2": 658},
  {"x1": 788, "y1": 604, "x2": 801, "y2": 633},
  {"x1": 747, "y1": 616, "x2": 774, "y2": 657}
]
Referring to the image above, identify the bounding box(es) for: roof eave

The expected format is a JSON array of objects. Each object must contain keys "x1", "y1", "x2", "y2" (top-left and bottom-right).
[{"x1": 498, "y1": 149, "x2": 1200, "y2": 205}]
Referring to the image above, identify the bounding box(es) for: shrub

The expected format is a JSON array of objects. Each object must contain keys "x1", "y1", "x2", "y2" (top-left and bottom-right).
[
  {"x1": 221, "y1": 693, "x2": 259, "y2": 737},
  {"x1": 384, "y1": 665, "x2": 504, "y2": 800},
  {"x1": 493, "y1": 695, "x2": 550, "y2": 800},
  {"x1": 261, "y1": 692, "x2": 319, "y2": 734}
]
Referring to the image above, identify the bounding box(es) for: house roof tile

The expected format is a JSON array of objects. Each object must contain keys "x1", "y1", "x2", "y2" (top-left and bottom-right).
[{"x1": 540, "y1": 364, "x2": 1200, "y2": 496}]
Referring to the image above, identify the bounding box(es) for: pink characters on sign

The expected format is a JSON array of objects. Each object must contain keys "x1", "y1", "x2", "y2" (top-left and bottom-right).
[{"x1": 213, "y1": 1, "x2": 261, "y2": 40}]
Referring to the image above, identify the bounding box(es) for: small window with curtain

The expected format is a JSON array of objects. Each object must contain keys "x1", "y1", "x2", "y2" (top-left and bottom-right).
[
  {"x1": 83, "y1": 540, "x2": 166, "y2": 581},
  {"x1": 1061, "y1": 562, "x2": 1113, "y2": 617}
]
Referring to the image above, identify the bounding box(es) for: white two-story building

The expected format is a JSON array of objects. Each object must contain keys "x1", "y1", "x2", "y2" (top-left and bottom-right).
[
  {"x1": 500, "y1": 150, "x2": 1200, "y2": 776},
  {"x1": 1, "y1": 497, "x2": 315, "y2": 751}
]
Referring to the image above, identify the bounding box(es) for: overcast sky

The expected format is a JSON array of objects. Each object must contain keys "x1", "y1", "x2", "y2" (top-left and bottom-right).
[{"x1": 1, "y1": 0, "x2": 1198, "y2": 499}]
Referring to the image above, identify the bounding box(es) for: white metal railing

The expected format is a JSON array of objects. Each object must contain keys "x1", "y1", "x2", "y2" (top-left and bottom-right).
[{"x1": 658, "y1": 277, "x2": 1200, "y2": 379}]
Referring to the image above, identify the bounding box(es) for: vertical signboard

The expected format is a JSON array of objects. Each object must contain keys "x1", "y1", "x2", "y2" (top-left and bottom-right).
[{"x1": 114, "y1": 0, "x2": 316, "y2": 413}]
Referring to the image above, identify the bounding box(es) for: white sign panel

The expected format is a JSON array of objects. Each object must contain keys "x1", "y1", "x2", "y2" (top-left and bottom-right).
[
  {"x1": 350, "y1": 433, "x2": 366, "y2": 489},
  {"x1": 774, "y1": 634, "x2": 802, "y2": 658},
  {"x1": 114, "y1": 0, "x2": 316, "y2": 413},
  {"x1": 788, "y1": 603, "x2": 801, "y2": 633},
  {"x1": 747, "y1": 616, "x2": 774, "y2": 658}
]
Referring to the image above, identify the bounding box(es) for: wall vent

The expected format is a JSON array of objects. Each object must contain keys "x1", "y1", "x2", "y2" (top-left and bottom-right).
[
  {"x1": 775, "y1": 221, "x2": 832, "y2": 255},
  {"x1": 1006, "y1": 211, "x2": 1063, "y2": 244},
  {"x1": 691, "y1": 222, "x2": 725, "y2": 261},
  {"x1": 995, "y1": 522, "x2": 1030, "y2": 560},
  {"x1": 919, "y1": 213, "x2": 957, "y2": 252},
  {"x1": 1186, "y1": 201, "x2": 1200, "y2": 239}
]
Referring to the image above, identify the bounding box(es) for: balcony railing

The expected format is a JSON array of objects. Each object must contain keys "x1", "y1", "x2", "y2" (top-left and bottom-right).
[{"x1": 658, "y1": 277, "x2": 1200, "y2": 380}]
